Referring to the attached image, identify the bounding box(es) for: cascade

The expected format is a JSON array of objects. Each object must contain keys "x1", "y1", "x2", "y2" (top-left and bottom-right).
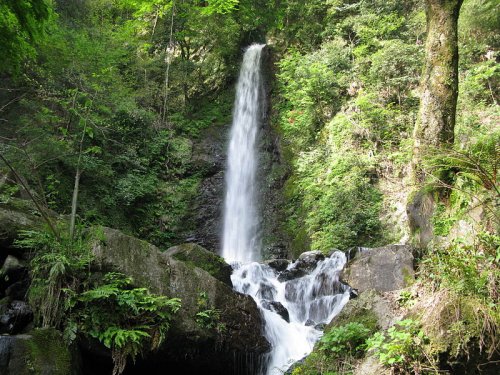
[{"x1": 222, "y1": 44, "x2": 350, "y2": 375}]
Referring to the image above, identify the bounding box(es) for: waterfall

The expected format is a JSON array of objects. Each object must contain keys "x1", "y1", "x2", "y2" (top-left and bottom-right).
[
  {"x1": 222, "y1": 44, "x2": 264, "y2": 264},
  {"x1": 222, "y1": 44, "x2": 350, "y2": 375}
]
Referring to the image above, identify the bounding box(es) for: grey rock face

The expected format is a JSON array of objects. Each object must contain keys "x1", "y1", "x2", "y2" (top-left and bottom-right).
[
  {"x1": 342, "y1": 245, "x2": 414, "y2": 293},
  {"x1": 190, "y1": 124, "x2": 228, "y2": 252},
  {"x1": 92, "y1": 227, "x2": 270, "y2": 372}
]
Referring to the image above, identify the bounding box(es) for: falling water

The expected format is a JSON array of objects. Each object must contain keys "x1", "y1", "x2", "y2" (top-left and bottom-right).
[
  {"x1": 222, "y1": 45, "x2": 350, "y2": 375},
  {"x1": 222, "y1": 44, "x2": 264, "y2": 264}
]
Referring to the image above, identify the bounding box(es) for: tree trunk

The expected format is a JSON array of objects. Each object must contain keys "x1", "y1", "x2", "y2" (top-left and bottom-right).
[
  {"x1": 412, "y1": 0, "x2": 463, "y2": 181},
  {"x1": 69, "y1": 168, "x2": 81, "y2": 240},
  {"x1": 408, "y1": 0, "x2": 463, "y2": 247}
]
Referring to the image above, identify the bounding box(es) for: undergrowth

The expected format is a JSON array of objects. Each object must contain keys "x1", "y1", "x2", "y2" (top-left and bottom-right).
[{"x1": 16, "y1": 227, "x2": 181, "y2": 375}]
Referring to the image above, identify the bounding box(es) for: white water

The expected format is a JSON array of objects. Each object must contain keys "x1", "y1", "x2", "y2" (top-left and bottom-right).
[
  {"x1": 222, "y1": 44, "x2": 350, "y2": 375},
  {"x1": 222, "y1": 44, "x2": 264, "y2": 264},
  {"x1": 232, "y1": 254, "x2": 350, "y2": 374}
]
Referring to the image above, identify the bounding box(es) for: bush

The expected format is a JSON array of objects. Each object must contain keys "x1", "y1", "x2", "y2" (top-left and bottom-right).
[
  {"x1": 366, "y1": 319, "x2": 432, "y2": 373},
  {"x1": 319, "y1": 322, "x2": 371, "y2": 358}
]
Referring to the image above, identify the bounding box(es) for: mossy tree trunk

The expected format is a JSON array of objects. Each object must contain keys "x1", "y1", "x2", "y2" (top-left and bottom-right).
[
  {"x1": 408, "y1": 0, "x2": 464, "y2": 247},
  {"x1": 412, "y1": 0, "x2": 464, "y2": 180}
]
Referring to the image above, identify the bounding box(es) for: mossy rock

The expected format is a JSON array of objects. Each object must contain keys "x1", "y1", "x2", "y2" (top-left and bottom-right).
[
  {"x1": 164, "y1": 243, "x2": 232, "y2": 286},
  {"x1": 0, "y1": 328, "x2": 77, "y2": 375},
  {"x1": 0, "y1": 199, "x2": 43, "y2": 247}
]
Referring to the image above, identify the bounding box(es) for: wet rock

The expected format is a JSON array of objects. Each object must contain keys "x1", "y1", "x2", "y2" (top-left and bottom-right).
[
  {"x1": 257, "y1": 281, "x2": 276, "y2": 300},
  {"x1": 342, "y1": 245, "x2": 414, "y2": 293},
  {"x1": 190, "y1": 124, "x2": 227, "y2": 252},
  {"x1": 265, "y1": 259, "x2": 289, "y2": 272},
  {"x1": 261, "y1": 300, "x2": 290, "y2": 323},
  {"x1": 278, "y1": 251, "x2": 325, "y2": 281},
  {"x1": 304, "y1": 319, "x2": 315, "y2": 327},
  {"x1": 1, "y1": 255, "x2": 24, "y2": 275},
  {"x1": 1, "y1": 255, "x2": 27, "y2": 284},
  {"x1": 278, "y1": 267, "x2": 306, "y2": 282},
  {"x1": 314, "y1": 323, "x2": 326, "y2": 330},
  {"x1": 5, "y1": 279, "x2": 29, "y2": 300},
  {"x1": 0, "y1": 300, "x2": 33, "y2": 334},
  {"x1": 296, "y1": 251, "x2": 325, "y2": 272},
  {"x1": 164, "y1": 243, "x2": 232, "y2": 286}
]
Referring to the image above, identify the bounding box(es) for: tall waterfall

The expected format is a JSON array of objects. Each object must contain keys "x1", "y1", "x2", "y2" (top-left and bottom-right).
[
  {"x1": 222, "y1": 44, "x2": 350, "y2": 375},
  {"x1": 222, "y1": 44, "x2": 264, "y2": 264}
]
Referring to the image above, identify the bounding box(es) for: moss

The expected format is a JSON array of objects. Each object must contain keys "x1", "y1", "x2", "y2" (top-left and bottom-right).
[
  {"x1": 329, "y1": 291, "x2": 382, "y2": 333},
  {"x1": 168, "y1": 243, "x2": 231, "y2": 285},
  {"x1": 27, "y1": 328, "x2": 72, "y2": 375}
]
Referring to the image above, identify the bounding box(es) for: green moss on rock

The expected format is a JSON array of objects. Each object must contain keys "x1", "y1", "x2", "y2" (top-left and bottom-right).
[
  {"x1": 164, "y1": 243, "x2": 232, "y2": 286},
  {"x1": 27, "y1": 328, "x2": 72, "y2": 375}
]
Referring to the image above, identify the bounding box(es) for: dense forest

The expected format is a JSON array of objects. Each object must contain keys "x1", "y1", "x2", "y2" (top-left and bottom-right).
[{"x1": 0, "y1": 0, "x2": 498, "y2": 375}]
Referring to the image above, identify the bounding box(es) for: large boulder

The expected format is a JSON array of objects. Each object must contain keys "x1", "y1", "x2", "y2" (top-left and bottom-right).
[
  {"x1": 327, "y1": 290, "x2": 400, "y2": 332},
  {"x1": 164, "y1": 243, "x2": 232, "y2": 286},
  {"x1": 91, "y1": 227, "x2": 269, "y2": 374},
  {"x1": 0, "y1": 199, "x2": 43, "y2": 250},
  {"x1": 342, "y1": 245, "x2": 414, "y2": 293},
  {"x1": 0, "y1": 328, "x2": 78, "y2": 375}
]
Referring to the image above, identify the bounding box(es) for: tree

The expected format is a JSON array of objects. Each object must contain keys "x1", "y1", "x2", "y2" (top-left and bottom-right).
[
  {"x1": 412, "y1": 0, "x2": 464, "y2": 181},
  {"x1": 408, "y1": 0, "x2": 464, "y2": 246},
  {"x1": 0, "y1": 0, "x2": 52, "y2": 75}
]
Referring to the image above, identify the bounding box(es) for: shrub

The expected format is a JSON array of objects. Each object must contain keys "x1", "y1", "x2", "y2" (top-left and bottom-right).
[
  {"x1": 319, "y1": 322, "x2": 371, "y2": 358},
  {"x1": 366, "y1": 319, "x2": 433, "y2": 373}
]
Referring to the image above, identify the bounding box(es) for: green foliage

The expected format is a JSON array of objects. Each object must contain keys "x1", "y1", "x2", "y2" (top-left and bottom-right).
[
  {"x1": 366, "y1": 319, "x2": 432, "y2": 372},
  {"x1": 195, "y1": 291, "x2": 224, "y2": 333},
  {"x1": 16, "y1": 226, "x2": 97, "y2": 328},
  {"x1": 420, "y1": 234, "x2": 499, "y2": 304},
  {"x1": 0, "y1": 0, "x2": 53, "y2": 75},
  {"x1": 319, "y1": 322, "x2": 371, "y2": 357},
  {"x1": 16, "y1": 228, "x2": 181, "y2": 375},
  {"x1": 68, "y1": 272, "x2": 181, "y2": 375}
]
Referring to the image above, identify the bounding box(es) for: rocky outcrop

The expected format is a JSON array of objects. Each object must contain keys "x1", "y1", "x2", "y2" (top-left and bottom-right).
[
  {"x1": 342, "y1": 245, "x2": 414, "y2": 293},
  {"x1": 92, "y1": 227, "x2": 270, "y2": 374},
  {"x1": 0, "y1": 328, "x2": 78, "y2": 375}
]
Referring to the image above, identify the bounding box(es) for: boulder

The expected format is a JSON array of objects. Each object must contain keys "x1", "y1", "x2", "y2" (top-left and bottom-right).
[
  {"x1": 265, "y1": 259, "x2": 289, "y2": 272},
  {"x1": 91, "y1": 227, "x2": 270, "y2": 374},
  {"x1": 0, "y1": 255, "x2": 29, "y2": 298},
  {"x1": 261, "y1": 300, "x2": 290, "y2": 323},
  {"x1": 0, "y1": 328, "x2": 78, "y2": 375},
  {"x1": 328, "y1": 290, "x2": 399, "y2": 332},
  {"x1": 0, "y1": 300, "x2": 33, "y2": 334},
  {"x1": 0, "y1": 199, "x2": 42, "y2": 250},
  {"x1": 164, "y1": 243, "x2": 232, "y2": 286},
  {"x1": 342, "y1": 245, "x2": 414, "y2": 293},
  {"x1": 278, "y1": 251, "x2": 325, "y2": 281}
]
